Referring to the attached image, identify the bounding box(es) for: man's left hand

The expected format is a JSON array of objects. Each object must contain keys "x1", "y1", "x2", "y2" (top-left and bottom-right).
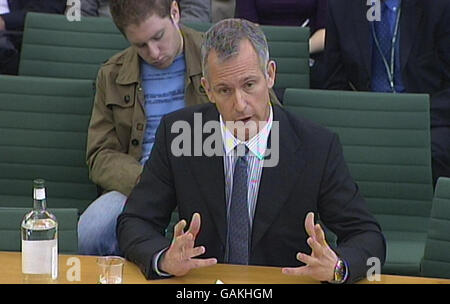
[{"x1": 282, "y1": 212, "x2": 339, "y2": 282}]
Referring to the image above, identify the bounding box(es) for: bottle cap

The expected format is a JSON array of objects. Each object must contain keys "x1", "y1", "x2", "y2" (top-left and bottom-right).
[{"x1": 33, "y1": 179, "x2": 46, "y2": 200}]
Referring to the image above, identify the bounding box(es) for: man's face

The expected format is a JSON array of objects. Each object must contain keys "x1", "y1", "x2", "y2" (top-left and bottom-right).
[
  {"x1": 124, "y1": 3, "x2": 182, "y2": 69},
  {"x1": 201, "y1": 39, "x2": 276, "y2": 141}
]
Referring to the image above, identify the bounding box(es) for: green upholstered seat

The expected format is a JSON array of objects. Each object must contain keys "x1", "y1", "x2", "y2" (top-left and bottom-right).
[
  {"x1": 19, "y1": 13, "x2": 129, "y2": 79},
  {"x1": 0, "y1": 207, "x2": 79, "y2": 254},
  {"x1": 383, "y1": 231, "x2": 427, "y2": 276},
  {"x1": 421, "y1": 177, "x2": 450, "y2": 278},
  {"x1": 0, "y1": 75, "x2": 97, "y2": 213},
  {"x1": 261, "y1": 25, "x2": 310, "y2": 92},
  {"x1": 284, "y1": 89, "x2": 433, "y2": 276},
  {"x1": 20, "y1": 14, "x2": 310, "y2": 92}
]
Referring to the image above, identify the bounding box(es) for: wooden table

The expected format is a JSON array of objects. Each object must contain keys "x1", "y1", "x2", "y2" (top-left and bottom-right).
[{"x1": 1, "y1": 251, "x2": 450, "y2": 284}]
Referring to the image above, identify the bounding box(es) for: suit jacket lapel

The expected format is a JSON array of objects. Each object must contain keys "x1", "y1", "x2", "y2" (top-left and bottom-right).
[
  {"x1": 353, "y1": 0, "x2": 372, "y2": 79},
  {"x1": 186, "y1": 105, "x2": 228, "y2": 248},
  {"x1": 251, "y1": 106, "x2": 306, "y2": 250},
  {"x1": 400, "y1": 0, "x2": 423, "y2": 72}
]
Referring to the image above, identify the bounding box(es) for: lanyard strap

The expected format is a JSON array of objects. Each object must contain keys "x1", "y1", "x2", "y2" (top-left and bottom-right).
[{"x1": 371, "y1": 5, "x2": 402, "y2": 93}]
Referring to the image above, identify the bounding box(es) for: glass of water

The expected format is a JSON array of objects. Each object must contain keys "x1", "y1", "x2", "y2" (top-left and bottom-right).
[{"x1": 96, "y1": 256, "x2": 125, "y2": 284}]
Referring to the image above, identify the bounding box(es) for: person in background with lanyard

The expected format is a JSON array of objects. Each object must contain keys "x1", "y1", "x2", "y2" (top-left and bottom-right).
[{"x1": 323, "y1": 0, "x2": 450, "y2": 186}]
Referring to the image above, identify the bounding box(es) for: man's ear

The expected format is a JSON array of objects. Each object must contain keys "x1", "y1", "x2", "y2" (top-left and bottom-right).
[
  {"x1": 266, "y1": 60, "x2": 276, "y2": 89},
  {"x1": 170, "y1": 0, "x2": 180, "y2": 24},
  {"x1": 201, "y1": 77, "x2": 215, "y2": 103}
]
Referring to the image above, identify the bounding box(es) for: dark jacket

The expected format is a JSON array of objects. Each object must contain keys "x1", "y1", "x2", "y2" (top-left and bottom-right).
[{"x1": 117, "y1": 103, "x2": 386, "y2": 283}]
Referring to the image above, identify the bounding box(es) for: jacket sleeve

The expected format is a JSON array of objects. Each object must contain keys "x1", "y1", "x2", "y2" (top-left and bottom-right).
[
  {"x1": 1, "y1": 0, "x2": 67, "y2": 31},
  {"x1": 117, "y1": 116, "x2": 176, "y2": 280},
  {"x1": 86, "y1": 68, "x2": 143, "y2": 197},
  {"x1": 322, "y1": 0, "x2": 351, "y2": 90},
  {"x1": 318, "y1": 134, "x2": 386, "y2": 283},
  {"x1": 1, "y1": 11, "x2": 25, "y2": 30}
]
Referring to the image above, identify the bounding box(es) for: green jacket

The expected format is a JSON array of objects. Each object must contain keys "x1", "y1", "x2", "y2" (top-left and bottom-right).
[{"x1": 86, "y1": 26, "x2": 210, "y2": 196}]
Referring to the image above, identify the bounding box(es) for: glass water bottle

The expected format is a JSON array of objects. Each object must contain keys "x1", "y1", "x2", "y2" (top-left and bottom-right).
[{"x1": 21, "y1": 179, "x2": 58, "y2": 282}]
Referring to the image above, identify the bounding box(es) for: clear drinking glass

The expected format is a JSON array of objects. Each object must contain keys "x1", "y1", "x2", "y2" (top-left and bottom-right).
[{"x1": 96, "y1": 256, "x2": 125, "y2": 284}]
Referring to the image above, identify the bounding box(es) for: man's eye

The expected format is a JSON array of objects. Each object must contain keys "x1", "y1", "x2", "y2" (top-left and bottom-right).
[
  {"x1": 219, "y1": 88, "x2": 230, "y2": 94},
  {"x1": 154, "y1": 32, "x2": 164, "y2": 41},
  {"x1": 246, "y1": 82, "x2": 255, "y2": 88}
]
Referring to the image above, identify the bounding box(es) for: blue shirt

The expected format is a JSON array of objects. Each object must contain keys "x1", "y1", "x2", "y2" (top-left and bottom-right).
[
  {"x1": 140, "y1": 54, "x2": 187, "y2": 165},
  {"x1": 371, "y1": 0, "x2": 405, "y2": 93}
]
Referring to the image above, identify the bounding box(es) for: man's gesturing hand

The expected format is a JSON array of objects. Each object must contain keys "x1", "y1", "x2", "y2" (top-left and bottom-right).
[
  {"x1": 282, "y1": 212, "x2": 339, "y2": 282},
  {"x1": 159, "y1": 213, "x2": 217, "y2": 276}
]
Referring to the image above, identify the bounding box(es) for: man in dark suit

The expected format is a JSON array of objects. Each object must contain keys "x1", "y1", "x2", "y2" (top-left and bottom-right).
[
  {"x1": 0, "y1": 0, "x2": 67, "y2": 74},
  {"x1": 323, "y1": 0, "x2": 450, "y2": 185},
  {"x1": 117, "y1": 18, "x2": 386, "y2": 283}
]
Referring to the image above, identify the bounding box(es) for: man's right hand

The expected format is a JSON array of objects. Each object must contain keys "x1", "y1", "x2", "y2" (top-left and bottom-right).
[{"x1": 159, "y1": 213, "x2": 217, "y2": 276}]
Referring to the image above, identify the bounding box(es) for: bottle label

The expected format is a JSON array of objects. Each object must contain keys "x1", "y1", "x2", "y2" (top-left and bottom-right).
[
  {"x1": 22, "y1": 240, "x2": 58, "y2": 276},
  {"x1": 34, "y1": 188, "x2": 46, "y2": 200}
]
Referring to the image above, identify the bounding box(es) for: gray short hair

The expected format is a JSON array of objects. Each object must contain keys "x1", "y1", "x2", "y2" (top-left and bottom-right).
[{"x1": 201, "y1": 18, "x2": 270, "y2": 80}]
